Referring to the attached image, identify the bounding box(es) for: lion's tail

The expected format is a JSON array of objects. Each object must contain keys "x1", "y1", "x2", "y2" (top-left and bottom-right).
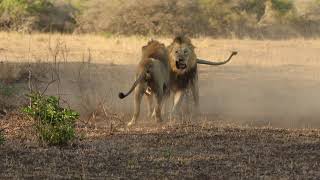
[
  {"x1": 119, "y1": 61, "x2": 153, "y2": 99},
  {"x1": 197, "y1": 51, "x2": 237, "y2": 66},
  {"x1": 118, "y1": 72, "x2": 145, "y2": 99}
]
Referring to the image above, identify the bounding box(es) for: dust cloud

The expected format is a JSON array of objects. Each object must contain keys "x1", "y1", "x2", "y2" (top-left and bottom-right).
[
  {"x1": 43, "y1": 62, "x2": 320, "y2": 129},
  {"x1": 199, "y1": 65, "x2": 320, "y2": 128}
]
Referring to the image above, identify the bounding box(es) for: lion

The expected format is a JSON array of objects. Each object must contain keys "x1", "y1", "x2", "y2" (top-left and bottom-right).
[
  {"x1": 167, "y1": 35, "x2": 237, "y2": 117},
  {"x1": 119, "y1": 40, "x2": 170, "y2": 126}
]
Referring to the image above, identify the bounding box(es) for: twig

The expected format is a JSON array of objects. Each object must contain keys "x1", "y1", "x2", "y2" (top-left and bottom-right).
[
  {"x1": 101, "y1": 103, "x2": 110, "y2": 119},
  {"x1": 28, "y1": 70, "x2": 32, "y2": 106},
  {"x1": 41, "y1": 79, "x2": 57, "y2": 96}
]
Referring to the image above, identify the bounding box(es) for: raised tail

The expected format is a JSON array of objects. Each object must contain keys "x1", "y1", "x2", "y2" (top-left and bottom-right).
[{"x1": 197, "y1": 51, "x2": 237, "y2": 66}]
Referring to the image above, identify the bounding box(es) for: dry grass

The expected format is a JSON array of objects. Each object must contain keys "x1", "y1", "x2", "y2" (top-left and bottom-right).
[{"x1": 0, "y1": 32, "x2": 319, "y2": 66}]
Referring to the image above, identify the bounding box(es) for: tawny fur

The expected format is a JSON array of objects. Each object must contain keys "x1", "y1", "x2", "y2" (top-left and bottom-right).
[
  {"x1": 167, "y1": 36, "x2": 200, "y2": 117},
  {"x1": 119, "y1": 40, "x2": 170, "y2": 126},
  {"x1": 167, "y1": 35, "x2": 237, "y2": 117}
]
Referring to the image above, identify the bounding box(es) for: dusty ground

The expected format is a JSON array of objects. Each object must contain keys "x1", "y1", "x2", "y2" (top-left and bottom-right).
[
  {"x1": 1, "y1": 116, "x2": 320, "y2": 179},
  {"x1": 1, "y1": 34, "x2": 320, "y2": 178}
]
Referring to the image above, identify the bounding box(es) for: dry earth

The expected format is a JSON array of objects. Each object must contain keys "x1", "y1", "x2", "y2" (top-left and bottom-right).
[
  {"x1": 0, "y1": 33, "x2": 320, "y2": 178},
  {"x1": 1, "y1": 119, "x2": 320, "y2": 179}
]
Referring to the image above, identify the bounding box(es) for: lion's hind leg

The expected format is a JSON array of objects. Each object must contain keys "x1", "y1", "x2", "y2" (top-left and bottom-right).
[
  {"x1": 146, "y1": 93, "x2": 154, "y2": 118},
  {"x1": 154, "y1": 93, "x2": 164, "y2": 123},
  {"x1": 128, "y1": 83, "x2": 146, "y2": 127}
]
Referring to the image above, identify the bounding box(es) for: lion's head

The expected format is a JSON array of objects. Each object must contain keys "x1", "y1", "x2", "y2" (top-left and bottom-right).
[
  {"x1": 142, "y1": 40, "x2": 167, "y2": 63},
  {"x1": 167, "y1": 36, "x2": 197, "y2": 75}
]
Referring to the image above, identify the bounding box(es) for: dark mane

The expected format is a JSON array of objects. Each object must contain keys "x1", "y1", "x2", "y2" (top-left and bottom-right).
[
  {"x1": 172, "y1": 35, "x2": 193, "y2": 47},
  {"x1": 171, "y1": 65, "x2": 197, "y2": 89},
  {"x1": 142, "y1": 40, "x2": 168, "y2": 63}
]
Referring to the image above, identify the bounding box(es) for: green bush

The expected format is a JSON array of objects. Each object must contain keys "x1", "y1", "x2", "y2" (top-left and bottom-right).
[
  {"x1": 23, "y1": 92, "x2": 79, "y2": 145},
  {"x1": 271, "y1": 0, "x2": 294, "y2": 15},
  {"x1": 0, "y1": 0, "x2": 76, "y2": 32},
  {"x1": 239, "y1": 0, "x2": 265, "y2": 20},
  {"x1": 0, "y1": 0, "x2": 53, "y2": 17}
]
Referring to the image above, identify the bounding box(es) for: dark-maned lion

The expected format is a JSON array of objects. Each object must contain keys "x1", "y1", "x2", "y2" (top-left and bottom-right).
[
  {"x1": 119, "y1": 40, "x2": 170, "y2": 126},
  {"x1": 168, "y1": 35, "x2": 237, "y2": 116}
]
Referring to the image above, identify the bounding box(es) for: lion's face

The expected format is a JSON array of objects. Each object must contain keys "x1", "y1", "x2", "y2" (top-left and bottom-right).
[{"x1": 168, "y1": 36, "x2": 196, "y2": 75}]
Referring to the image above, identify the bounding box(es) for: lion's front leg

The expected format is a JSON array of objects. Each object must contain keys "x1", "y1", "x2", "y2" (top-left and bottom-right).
[
  {"x1": 170, "y1": 90, "x2": 185, "y2": 120},
  {"x1": 191, "y1": 76, "x2": 200, "y2": 116}
]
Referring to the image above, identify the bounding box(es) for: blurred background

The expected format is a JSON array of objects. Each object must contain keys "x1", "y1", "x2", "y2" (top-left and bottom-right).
[{"x1": 0, "y1": 0, "x2": 319, "y2": 39}]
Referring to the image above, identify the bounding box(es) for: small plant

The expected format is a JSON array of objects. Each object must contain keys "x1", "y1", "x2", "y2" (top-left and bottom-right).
[
  {"x1": 163, "y1": 148, "x2": 173, "y2": 160},
  {"x1": 0, "y1": 130, "x2": 5, "y2": 145},
  {"x1": 23, "y1": 92, "x2": 79, "y2": 145}
]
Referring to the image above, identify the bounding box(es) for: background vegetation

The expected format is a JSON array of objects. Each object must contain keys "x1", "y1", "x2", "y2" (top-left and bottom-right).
[{"x1": 0, "y1": 0, "x2": 319, "y2": 38}]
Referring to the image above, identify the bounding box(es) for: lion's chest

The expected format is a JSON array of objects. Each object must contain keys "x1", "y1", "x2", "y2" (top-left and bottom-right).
[{"x1": 170, "y1": 68, "x2": 197, "y2": 90}]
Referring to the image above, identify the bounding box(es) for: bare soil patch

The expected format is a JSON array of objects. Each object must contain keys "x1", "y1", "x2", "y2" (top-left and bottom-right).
[{"x1": 1, "y1": 116, "x2": 319, "y2": 179}]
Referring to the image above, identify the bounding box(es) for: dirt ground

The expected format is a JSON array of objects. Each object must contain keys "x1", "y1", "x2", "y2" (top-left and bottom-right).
[
  {"x1": 1, "y1": 35, "x2": 320, "y2": 178},
  {"x1": 1, "y1": 112, "x2": 320, "y2": 179},
  {"x1": 1, "y1": 62, "x2": 320, "y2": 179}
]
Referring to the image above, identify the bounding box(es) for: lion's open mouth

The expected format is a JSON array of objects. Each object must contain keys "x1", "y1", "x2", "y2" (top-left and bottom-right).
[{"x1": 176, "y1": 61, "x2": 187, "y2": 69}]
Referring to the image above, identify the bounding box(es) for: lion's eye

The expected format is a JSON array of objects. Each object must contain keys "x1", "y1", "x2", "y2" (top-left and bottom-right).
[
  {"x1": 175, "y1": 50, "x2": 179, "y2": 54},
  {"x1": 184, "y1": 49, "x2": 188, "y2": 54}
]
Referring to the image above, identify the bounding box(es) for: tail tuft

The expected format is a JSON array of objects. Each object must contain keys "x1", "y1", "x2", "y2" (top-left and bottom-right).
[{"x1": 118, "y1": 92, "x2": 126, "y2": 99}]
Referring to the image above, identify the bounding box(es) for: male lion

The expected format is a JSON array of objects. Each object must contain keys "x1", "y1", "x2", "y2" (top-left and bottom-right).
[
  {"x1": 119, "y1": 40, "x2": 170, "y2": 126},
  {"x1": 168, "y1": 35, "x2": 237, "y2": 117}
]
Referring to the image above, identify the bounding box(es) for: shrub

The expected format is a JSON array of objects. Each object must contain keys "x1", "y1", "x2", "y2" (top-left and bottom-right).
[
  {"x1": 105, "y1": 0, "x2": 208, "y2": 36},
  {"x1": 198, "y1": 0, "x2": 258, "y2": 37},
  {"x1": 0, "y1": 0, "x2": 76, "y2": 32},
  {"x1": 239, "y1": 0, "x2": 266, "y2": 20},
  {"x1": 0, "y1": 0, "x2": 52, "y2": 30},
  {"x1": 271, "y1": 0, "x2": 294, "y2": 15},
  {"x1": 103, "y1": 0, "x2": 298, "y2": 37},
  {"x1": 0, "y1": 0, "x2": 318, "y2": 38},
  {"x1": 23, "y1": 92, "x2": 79, "y2": 145},
  {"x1": 73, "y1": 0, "x2": 124, "y2": 33}
]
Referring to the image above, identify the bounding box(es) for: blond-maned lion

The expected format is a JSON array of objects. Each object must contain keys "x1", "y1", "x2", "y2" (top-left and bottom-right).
[
  {"x1": 167, "y1": 35, "x2": 237, "y2": 116},
  {"x1": 119, "y1": 40, "x2": 170, "y2": 126}
]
